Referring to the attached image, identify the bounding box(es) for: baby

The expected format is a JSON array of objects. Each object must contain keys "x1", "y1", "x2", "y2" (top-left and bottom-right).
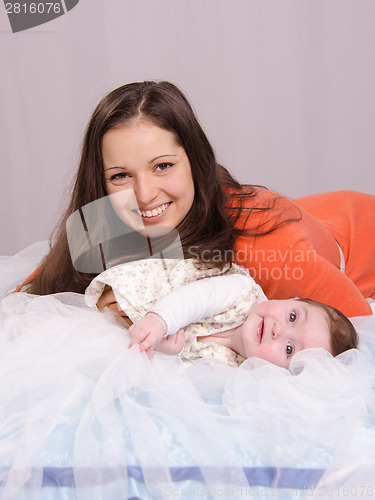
[{"x1": 85, "y1": 258, "x2": 358, "y2": 368}]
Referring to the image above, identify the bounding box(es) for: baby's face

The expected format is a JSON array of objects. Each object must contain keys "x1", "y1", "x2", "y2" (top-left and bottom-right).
[{"x1": 240, "y1": 299, "x2": 332, "y2": 368}]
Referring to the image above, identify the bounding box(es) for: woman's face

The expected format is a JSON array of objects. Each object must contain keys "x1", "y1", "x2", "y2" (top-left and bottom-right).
[{"x1": 102, "y1": 120, "x2": 195, "y2": 231}]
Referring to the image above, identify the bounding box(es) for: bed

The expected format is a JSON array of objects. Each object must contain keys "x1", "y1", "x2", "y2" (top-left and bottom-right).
[{"x1": 1, "y1": 242, "x2": 375, "y2": 500}]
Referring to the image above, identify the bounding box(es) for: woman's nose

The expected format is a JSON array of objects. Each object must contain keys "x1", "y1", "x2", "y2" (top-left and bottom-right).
[{"x1": 133, "y1": 175, "x2": 158, "y2": 206}]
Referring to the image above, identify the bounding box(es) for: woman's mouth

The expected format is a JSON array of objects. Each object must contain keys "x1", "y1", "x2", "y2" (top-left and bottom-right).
[
  {"x1": 136, "y1": 202, "x2": 171, "y2": 220},
  {"x1": 257, "y1": 319, "x2": 264, "y2": 343}
]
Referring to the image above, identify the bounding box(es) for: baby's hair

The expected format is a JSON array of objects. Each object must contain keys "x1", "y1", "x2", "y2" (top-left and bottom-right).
[{"x1": 297, "y1": 298, "x2": 359, "y2": 355}]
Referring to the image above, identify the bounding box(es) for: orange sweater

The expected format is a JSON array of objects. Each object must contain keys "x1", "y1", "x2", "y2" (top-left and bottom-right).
[{"x1": 233, "y1": 189, "x2": 374, "y2": 317}]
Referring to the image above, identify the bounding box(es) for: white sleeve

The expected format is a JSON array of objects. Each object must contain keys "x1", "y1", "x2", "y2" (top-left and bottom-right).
[{"x1": 149, "y1": 274, "x2": 254, "y2": 335}]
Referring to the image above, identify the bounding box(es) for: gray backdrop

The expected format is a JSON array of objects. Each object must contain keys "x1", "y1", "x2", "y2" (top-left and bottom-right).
[{"x1": 1, "y1": 0, "x2": 374, "y2": 255}]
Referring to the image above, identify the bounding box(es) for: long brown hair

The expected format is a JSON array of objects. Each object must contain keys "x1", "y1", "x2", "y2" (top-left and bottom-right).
[{"x1": 29, "y1": 81, "x2": 295, "y2": 294}]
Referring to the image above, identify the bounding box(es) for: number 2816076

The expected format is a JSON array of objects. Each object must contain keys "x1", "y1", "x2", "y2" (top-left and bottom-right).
[{"x1": 5, "y1": 3, "x2": 62, "y2": 15}]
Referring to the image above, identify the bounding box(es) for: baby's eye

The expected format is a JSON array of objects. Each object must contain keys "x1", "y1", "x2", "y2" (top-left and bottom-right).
[
  {"x1": 286, "y1": 341, "x2": 294, "y2": 357},
  {"x1": 289, "y1": 311, "x2": 297, "y2": 323},
  {"x1": 155, "y1": 162, "x2": 174, "y2": 172}
]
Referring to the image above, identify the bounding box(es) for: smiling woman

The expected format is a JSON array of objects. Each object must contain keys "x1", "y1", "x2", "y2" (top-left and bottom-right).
[{"x1": 24, "y1": 81, "x2": 241, "y2": 295}]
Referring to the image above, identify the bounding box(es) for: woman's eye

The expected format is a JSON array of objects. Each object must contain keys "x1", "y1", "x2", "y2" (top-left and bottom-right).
[
  {"x1": 155, "y1": 162, "x2": 174, "y2": 172},
  {"x1": 289, "y1": 311, "x2": 297, "y2": 323},
  {"x1": 286, "y1": 342, "x2": 294, "y2": 357},
  {"x1": 109, "y1": 172, "x2": 130, "y2": 184}
]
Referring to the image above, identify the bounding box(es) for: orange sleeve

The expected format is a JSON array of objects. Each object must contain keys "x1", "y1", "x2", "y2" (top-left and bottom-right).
[
  {"x1": 13, "y1": 267, "x2": 40, "y2": 293},
  {"x1": 295, "y1": 190, "x2": 375, "y2": 301},
  {"x1": 233, "y1": 189, "x2": 372, "y2": 317}
]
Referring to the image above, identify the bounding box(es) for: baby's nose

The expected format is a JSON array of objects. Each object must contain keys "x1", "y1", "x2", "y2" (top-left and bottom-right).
[{"x1": 272, "y1": 323, "x2": 286, "y2": 339}]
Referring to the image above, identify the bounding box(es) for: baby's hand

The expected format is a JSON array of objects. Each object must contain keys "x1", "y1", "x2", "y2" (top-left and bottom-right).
[
  {"x1": 128, "y1": 312, "x2": 167, "y2": 356},
  {"x1": 154, "y1": 328, "x2": 186, "y2": 355}
]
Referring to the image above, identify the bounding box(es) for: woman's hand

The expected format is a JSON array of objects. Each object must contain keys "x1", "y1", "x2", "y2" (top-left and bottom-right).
[{"x1": 96, "y1": 285, "x2": 132, "y2": 326}]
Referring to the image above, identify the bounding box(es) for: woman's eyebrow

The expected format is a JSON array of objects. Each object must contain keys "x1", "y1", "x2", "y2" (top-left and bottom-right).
[
  {"x1": 105, "y1": 165, "x2": 126, "y2": 171},
  {"x1": 149, "y1": 154, "x2": 178, "y2": 163}
]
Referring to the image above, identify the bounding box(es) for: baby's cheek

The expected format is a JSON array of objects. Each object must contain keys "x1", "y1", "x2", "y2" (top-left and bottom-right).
[{"x1": 256, "y1": 346, "x2": 287, "y2": 368}]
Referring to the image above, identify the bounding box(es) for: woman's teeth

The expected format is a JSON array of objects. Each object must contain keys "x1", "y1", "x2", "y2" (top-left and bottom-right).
[{"x1": 137, "y1": 203, "x2": 170, "y2": 218}]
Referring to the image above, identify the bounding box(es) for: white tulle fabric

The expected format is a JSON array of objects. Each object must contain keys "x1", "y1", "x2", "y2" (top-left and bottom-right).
[{"x1": 1, "y1": 243, "x2": 375, "y2": 499}]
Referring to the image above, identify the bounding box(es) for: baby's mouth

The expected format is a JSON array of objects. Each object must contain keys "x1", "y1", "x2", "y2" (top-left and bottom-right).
[{"x1": 257, "y1": 319, "x2": 264, "y2": 344}]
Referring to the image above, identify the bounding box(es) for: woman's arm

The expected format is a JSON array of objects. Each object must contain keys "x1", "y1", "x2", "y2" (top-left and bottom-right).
[
  {"x1": 96, "y1": 285, "x2": 133, "y2": 326},
  {"x1": 234, "y1": 192, "x2": 372, "y2": 317}
]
